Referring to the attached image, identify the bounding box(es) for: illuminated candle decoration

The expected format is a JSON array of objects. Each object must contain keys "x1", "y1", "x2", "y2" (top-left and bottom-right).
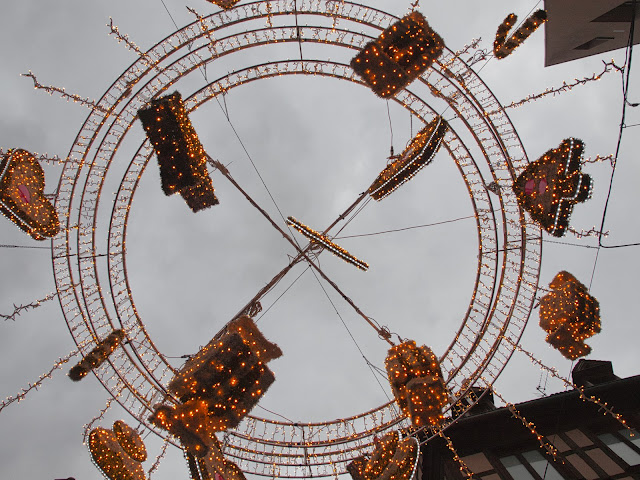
[
  {"x1": 346, "y1": 431, "x2": 419, "y2": 480},
  {"x1": 163, "y1": 316, "x2": 280, "y2": 436},
  {"x1": 137, "y1": 92, "x2": 219, "y2": 212},
  {"x1": 89, "y1": 423, "x2": 146, "y2": 480},
  {"x1": 368, "y1": 116, "x2": 448, "y2": 201},
  {"x1": 350, "y1": 12, "x2": 444, "y2": 98},
  {"x1": 113, "y1": 420, "x2": 147, "y2": 462},
  {"x1": 385, "y1": 341, "x2": 449, "y2": 427},
  {"x1": 69, "y1": 329, "x2": 125, "y2": 381},
  {"x1": 493, "y1": 10, "x2": 547, "y2": 59},
  {"x1": 286, "y1": 216, "x2": 369, "y2": 271},
  {"x1": 206, "y1": 0, "x2": 241, "y2": 9},
  {"x1": 539, "y1": 271, "x2": 601, "y2": 360},
  {"x1": 0, "y1": 149, "x2": 59, "y2": 240},
  {"x1": 512, "y1": 138, "x2": 592, "y2": 237}
]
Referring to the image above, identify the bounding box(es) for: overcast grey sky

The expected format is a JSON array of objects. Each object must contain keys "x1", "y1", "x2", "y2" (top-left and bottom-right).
[{"x1": 1, "y1": 0, "x2": 639, "y2": 479}]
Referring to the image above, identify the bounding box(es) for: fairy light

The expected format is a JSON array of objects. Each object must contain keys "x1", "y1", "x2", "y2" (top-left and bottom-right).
[
  {"x1": 351, "y1": 11, "x2": 444, "y2": 98},
  {"x1": 113, "y1": 420, "x2": 147, "y2": 462},
  {"x1": 566, "y1": 226, "x2": 609, "y2": 239},
  {"x1": 438, "y1": 430, "x2": 474, "y2": 479},
  {"x1": 138, "y1": 91, "x2": 218, "y2": 212},
  {"x1": 493, "y1": 10, "x2": 547, "y2": 59},
  {"x1": 539, "y1": 271, "x2": 601, "y2": 360},
  {"x1": 512, "y1": 138, "x2": 592, "y2": 237},
  {"x1": 0, "y1": 147, "x2": 63, "y2": 165},
  {"x1": 385, "y1": 341, "x2": 449, "y2": 428},
  {"x1": 147, "y1": 439, "x2": 169, "y2": 479},
  {"x1": 186, "y1": 7, "x2": 218, "y2": 59},
  {"x1": 346, "y1": 431, "x2": 419, "y2": 480},
  {"x1": 368, "y1": 116, "x2": 448, "y2": 201},
  {"x1": 20, "y1": 71, "x2": 109, "y2": 113},
  {"x1": 0, "y1": 149, "x2": 59, "y2": 240},
  {"x1": 286, "y1": 216, "x2": 369, "y2": 271},
  {"x1": 69, "y1": 329, "x2": 126, "y2": 381},
  {"x1": 198, "y1": 435, "x2": 246, "y2": 480},
  {"x1": 206, "y1": 0, "x2": 242, "y2": 10},
  {"x1": 501, "y1": 335, "x2": 634, "y2": 434},
  {"x1": 83, "y1": 390, "x2": 123, "y2": 444},
  {"x1": 88, "y1": 423, "x2": 146, "y2": 480},
  {"x1": 0, "y1": 347, "x2": 80, "y2": 414},
  {"x1": 1, "y1": 287, "x2": 68, "y2": 321}
]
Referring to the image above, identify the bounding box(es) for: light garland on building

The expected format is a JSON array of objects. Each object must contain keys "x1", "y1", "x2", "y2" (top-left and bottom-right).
[
  {"x1": 385, "y1": 341, "x2": 449, "y2": 428},
  {"x1": 0, "y1": 149, "x2": 59, "y2": 240},
  {"x1": 69, "y1": 329, "x2": 125, "y2": 381},
  {"x1": 346, "y1": 431, "x2": 419, "y2": 480},
  {"x1": 351, "y1": 11, "x2": 444, "y2": 98},
  {"x1": 368, "y1": 115, "x2": 448, "y2": 201},
  {"x1": 512, "y1": 138, "x2": 592, "y2": 237},
  {"x1": 438, "y1": 430, "x2": 474, "y2": 479},
  {"x1": 286, "y1": 216, "x2": 369, "y2": 271},
  {"x1": 493, "y1": 10, "x2": 547, "y2": 59},
  {"x1": 539, "y1": 271, "x2": 601, "y2": 360},
  {"x1": 88, "y1": 423, "x2": 146, "y2": 480},
  {"x1": 138, "y1": 91, "x2": 219, "y2": 212}
]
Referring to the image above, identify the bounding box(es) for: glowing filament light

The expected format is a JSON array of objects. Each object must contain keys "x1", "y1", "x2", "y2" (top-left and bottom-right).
[
  {"x1": 369, "y1": 116, "x2": 448, "y2": 200},
  {"x1": 88, "y1": 422, "x2": 146, "y2": 480},
  {"x1": 346, "y1": 431, "x2": 419, "y2": 480},
  {"x1": 493, "y1": 10, "x2": 547, "y2": 59},
  {"x1": 286, "y1": 216, "x2": 369, "y2": 271},
  {"x1": 69, "y1": 329, "x2": 125, "y2": 382}
]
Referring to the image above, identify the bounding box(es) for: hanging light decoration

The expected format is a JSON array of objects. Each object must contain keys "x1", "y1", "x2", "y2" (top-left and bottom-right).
[
  {"x1": 493, "y1": 10, "x2": 547, "y2": 59},
  {"x1": 351, "y1": 11, "x2": 444, "y2": 98},
  {"x1": 286, "y1": 216, "x2": 369, "y2": 270},
  {"x1": 69, "y1": 329, "x2": 125, "y2": 382},
  {"x1": 88, "y1": 421, "x2": 146, "y2": 480},
  {"x1": 138, "y1": 91, "x2": 218, "y2": 212},
  {"x1": 539, "y1": 271, "x2": 601, "y2": 360},
  {"x1": 346, "y1": 431, "x2": 419, "y2": 480},
  {"x1": 385, "y1": 341, "x2": 449, "y2": 428},
  {"x1": 0, "y1": 148, "x2": 59, "y2": 240},
  {"x1": 368, "y1": 116, "x2": 448, "y2": 201},
  {"x1": 512, "y1": 138, "x2": 592, "y2": 237},
  {"x1": 206, "y1": 0, "x2": 242, "y2": 10}
]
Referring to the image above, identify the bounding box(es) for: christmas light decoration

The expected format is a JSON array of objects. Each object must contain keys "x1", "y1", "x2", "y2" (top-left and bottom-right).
[
  {"x1": 198, "y1": 436, "x2": 247, "y2": 480},
  {"x1": 350, "y1": 11, "x2": 444, "y2": 98},
  {"x1": 368, "y1": 115, "x2": 448, "y2": 201},
  {"x1": 286, "y1": 216, "x2": 369, "y2": 271},
  {"x1": 69, "y1": 329, "x2": 125, "y2": 381},
  {"x1": 89, "y1": 423, "x2": 146, "y2": 480},
  {"x1": 346, "y1": 431, "x2": 419, "y2": 480},
  {"x1": 539, "y1": 271, "x2": 601, "y2": 360},
  {"x1": 206, "y1": 0, "x2": 242, "y2": 10},
  {"x1": 385, "y1": 341, "x2": 448, "y2": 428},
  {"x1": 21, "y1": 71, "x2": 109, "y2": 113},
  {"x1": 138, "y1": 92, "x2": 218, "y2": 212},
  {"x1": 512, "y1": 138, "x2": 592, "y2": 237},
  {"x1": 493, "y1": 10, "x2": 547, "y2": 60},
  {"x1": 0, "y1": 149, "x2": 59, "y2": 240},
  {"x1": 113, "y1": 420, "x2": 147, "y2": 462}
]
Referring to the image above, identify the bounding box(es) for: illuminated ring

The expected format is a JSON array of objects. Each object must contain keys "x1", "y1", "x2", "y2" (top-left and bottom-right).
[{"x1": 51, "y1": 0, "x2": 541, "y2": 477}]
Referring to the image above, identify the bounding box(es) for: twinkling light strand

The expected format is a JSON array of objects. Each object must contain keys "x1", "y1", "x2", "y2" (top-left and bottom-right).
[
  {"x1": 582, "y1": 153, "x2": 615, "y2": 167},
  {"x1": 148, "y1": 439, "x2": 169, "y2": 479},
  {"x1": 438, "y1": 430, "x2": 474, "y2": 479},
  {"x1": 108, "y1": 18, "x2": 162, "y2": 74},
  {"x1": 0, "y1": 147, "x2": 63, "y2": 165},
  {"x1": 500, "y1": 335, "x2": 633, "y2": 434},
  {"x1": 0, "y1": 347, "x2": 80, "y2": 414},
  {"x1": 82, "y1": 394, "x2": 119, "y2": 444},
  {"x1": 21, "y1": 71, "x2": 109, "y2": 114},
  {"x1": 567, "y1": 226, "x2": 609, "y2": 239},
  {"x1": 1, "y1": 283, "x2": 76, "y2": 321},
  {"x1": 186, "y1": 6, "x2": 218, "y2": 58}
]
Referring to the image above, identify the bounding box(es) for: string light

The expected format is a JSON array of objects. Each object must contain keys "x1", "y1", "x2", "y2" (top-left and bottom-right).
[
  {"x1": 286, "y1": 216, "x2": 369, "y2": 271},
  {"x1": 138, "y1": 91, "x2": 219, "y2": 212},
  {"x1": 385, "y1": 341, "x2": 449, "y2": 428},
  {"x1": 493, "y1": 10, "x2": 547, "y2": 59},
  {"x1": 147, "y1": 439, "x2": 169, "y2": 479},
  {"x1": 351, "y1": 11, "x2": 444, "y2": 98},
  {"x1": 566, "y1": 226, "x2": 609, "y2": 239},
  {"x1": 0, "y1": 284, "x2": 76, "y2": 321},
  {"x1": 0, "y1": 149, "x2": 59, "y2": 240},
  {"x1": 206, "y1": 0, "x2": 242, "y2": 10},
  {"x1": 368, "y1": 115, "x2": 448, "y2": 201},
  {"x1": 88, "y1": 423, "x2": 146, "y2": 480},
  {"x1": 20, "y1": 71, "x2": 109, "y2": 113},
  {"x1": 539, "y1": 271, "x2": 601, "y2": 360},
  {"x1": 512, "y1": 138, "x2": 592, "y2": 237},
  {"x1": 438, "y1": 430, "x2": 474, "y2": 479},
  {"x1": 69, "y1": 329, "x2": 125, "y2": 381}
]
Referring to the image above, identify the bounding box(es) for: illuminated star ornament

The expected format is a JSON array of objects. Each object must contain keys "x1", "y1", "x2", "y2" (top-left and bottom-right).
[
  {"x1": 351, "y1": 11, "x2": 444, "y2": 98},
  {"x1": 346, "y1": 431, "x2": 419, "y2": 480},
  {"x1": 385, "y1": 340, "x2": 449, "y2": 428},
  {"x1": 138, "y1": 92, "x2": 219, "y2": 212},
  {"x1": 512, "y1": 138, "x2": 592, "y2": 237},
  {"x1": 493, "y1": 10, "x2": 547, "y2": 59},
  {"x1": 368, "y1": 115, "x2": 448, "y2": 200},
  {"x1": 286, "y1": 216, "x2": 369, "y2": 270},
  {"x1": 0, "y1": 148, "x2": 59, "y2": 240},
  {"x1": 539, "y1": 271, "x2": 601, "y2": 360},
  {"x1": 88, "y1": 420, "x2": 147, "y2": 480},
  {"x1": 68, "y1": 329, "x2": 125, "y2": 381}
]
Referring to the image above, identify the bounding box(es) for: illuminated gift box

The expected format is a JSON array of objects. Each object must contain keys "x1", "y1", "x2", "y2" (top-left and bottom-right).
[
  {"x1": 512, "y1": 138, "x2": 592, "y2": 237},
  {"x1": 0, "y1": 149, "x2": 59, "y2": 240},
  {"x1": 385, "y1": 341, "x2": 448, "y2": 427},
  {"x1": 539, "y1": 271, "x2": 601, "y2": 360},
  {"x1": 368, "y1": 115, "x2": 448, "y2": 200},
  {"x1": 138, "y1": 92, "x2": 219, "y2": 211},
  {"x1": 346, "y1": 431, "x2": 419, "y2": 480},
  {"x1": 351, "y1": 12, "x2": 444, "y2": 98},
  {"x1": 89, "y1": 423, "x2": 146, "y2": 480}
]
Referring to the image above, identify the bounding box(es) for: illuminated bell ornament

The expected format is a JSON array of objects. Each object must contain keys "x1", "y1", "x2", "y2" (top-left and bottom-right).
[
  {"x1": 0, "y1": 149, "x2": 59, "y2": 240},
  {"x1": 493, "y1": 10, "x2": 547, "y2": 59},
  {"x1": 69, "y1": 329, "x2": 125, "y2": 381},
  {"x1": 346, "y1": 431, "x2": 419, "y2": 480},
  {"x1": 351, "y1": 11, "x2": 444, "y2": 98},
  {"x1": 385, "y1": 341, "x2": 449, "y2": 428},
  {"x1": 137, "y1": 91, "x2": 219, "y2": 212},
  {"x1": 88, "y1": 422, "x2": 146, "y2": 480},
  {"x1": 512, "y1": 138, "x2": 592, "y2": 237},
  {"x1": 368, "y1": 115, "x2": 448, "y2": 200},
  {"x1": 539, "y1": 271, "x2": 601, "y2": 360}
]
